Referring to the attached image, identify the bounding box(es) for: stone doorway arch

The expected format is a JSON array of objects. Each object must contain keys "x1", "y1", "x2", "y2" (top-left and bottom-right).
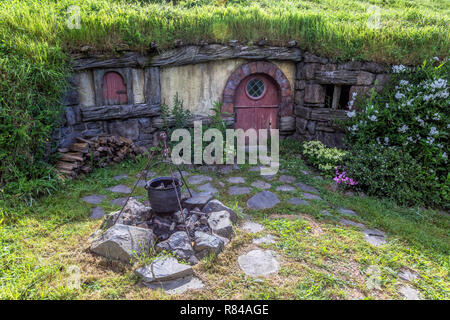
[{"x1": 222, "y1": 61, "x2": 293, "y2": 131}]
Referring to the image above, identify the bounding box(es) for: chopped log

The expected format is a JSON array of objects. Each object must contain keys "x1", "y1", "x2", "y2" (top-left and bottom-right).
[{"x1": 55, "y1": 134, "x2": 144, "y2": 179}]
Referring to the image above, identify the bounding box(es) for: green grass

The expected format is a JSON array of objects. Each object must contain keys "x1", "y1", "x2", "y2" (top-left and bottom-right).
[
  {"x1": 1, "y1": 0, "x2": 449, "y2": 64},
  {"x1": 1, "y1": 0, "x2": 449, "y2": 198},
  {"x1": 0, "y1": 147, "x2": 448, "y2": 300}
]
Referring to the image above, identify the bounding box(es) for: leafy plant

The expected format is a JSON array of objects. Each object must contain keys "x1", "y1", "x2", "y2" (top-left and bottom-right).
[
  {"x1": 302, "y1": 140, "x2": 347, "y2": 177},
  {"x1": 344, "y1": 59, "x2": 449, "y2": 208}
]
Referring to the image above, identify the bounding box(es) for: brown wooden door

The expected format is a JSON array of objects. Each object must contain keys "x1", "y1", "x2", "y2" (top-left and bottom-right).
[
  {"x1": 234, "y1": 74, "x2": 279, "y2": 132},
  {"x1": 102, "y1": 72, "x2": 128, "y2": 105}
]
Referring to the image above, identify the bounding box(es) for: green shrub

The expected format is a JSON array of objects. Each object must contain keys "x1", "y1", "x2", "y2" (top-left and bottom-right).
[
  {"x1": 302, "y1": 141, "x2": 347, "y2": 178},
  {"x1": 343, "y1": 144, "x2": 442, "y2": 207},
  {"x1": 344, "y1": 59, "x2": 449, "y2": 208}
]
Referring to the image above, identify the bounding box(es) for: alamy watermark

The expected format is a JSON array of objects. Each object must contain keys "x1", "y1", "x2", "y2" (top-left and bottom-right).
[
  {"x1": 170, "y1": 121, "x2": 279, "y2": 175},
  {"x1": 67, "y1": 5, "x2": 81, "y2": 30}
]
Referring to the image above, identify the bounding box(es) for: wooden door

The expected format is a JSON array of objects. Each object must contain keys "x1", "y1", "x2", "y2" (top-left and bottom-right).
[
  {"x1": 102, "y1": 72, "x2": 128, "y2": 105},
  {"x1": 234, "y1": 74, "x2": 279, "y2": 132}
]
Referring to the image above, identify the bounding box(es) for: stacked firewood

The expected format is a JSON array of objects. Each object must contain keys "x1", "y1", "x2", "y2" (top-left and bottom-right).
[{"x1": 55, "y1": 135, "x2": 146, "y2": 179}]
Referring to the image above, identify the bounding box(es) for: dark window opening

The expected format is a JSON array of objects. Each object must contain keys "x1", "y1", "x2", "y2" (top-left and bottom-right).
[
  {"x1": 338, "y1": 85, "x2": 351, "y2": 110},
  {"x1": 324, "y1": 84, "x2": 334, "y2": 108}
]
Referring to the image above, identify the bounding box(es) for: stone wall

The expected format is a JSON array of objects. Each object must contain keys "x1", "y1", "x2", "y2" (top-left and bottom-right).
[
  {"x1": 54, "y1": 44, "x2": 390, "y2": 150},
  {"x1": 293, "y1": 53, "x2": 389, "y2": 147}
]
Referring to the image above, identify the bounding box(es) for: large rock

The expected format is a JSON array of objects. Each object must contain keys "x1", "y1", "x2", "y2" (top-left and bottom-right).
[
  {"x1": 207, "y1": 211, "x2": 233, "y2": 239},
  {"x1": 202, "y1": 199, "x2": 238, "y2": 224},
  {"x1": 247, "y1": 191, "x2": 280, "y2": 210},
  {"x1": 136, "y1": 257, "x2": 193, "y2": 283},
  {"x1": 238, "y1": 249, "x2": 279, "y2": 277},
  {"x1": 193, "y1": 231, "x2": 225, "y2": 259},
  {"x1": 156, "y1": 231, "x2": 198, "y2": 265},
  {"x1": 90, "y1": 224, "x2": 155, "y2": 263}
]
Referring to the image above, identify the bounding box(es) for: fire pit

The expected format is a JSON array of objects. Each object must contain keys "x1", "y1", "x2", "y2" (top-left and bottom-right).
[{"x1": 145, "y1": 176, "x2": 183, "y2": 213}]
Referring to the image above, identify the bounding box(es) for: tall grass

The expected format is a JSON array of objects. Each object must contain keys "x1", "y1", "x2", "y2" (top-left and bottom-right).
[{"x1": 0, "y1": 0, "x2": 448, "y2": 202}]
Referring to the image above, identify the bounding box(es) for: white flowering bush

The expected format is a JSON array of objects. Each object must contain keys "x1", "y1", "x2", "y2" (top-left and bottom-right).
[{"x1": 344, "y1": 59, "x2": 449, "y2": 207}]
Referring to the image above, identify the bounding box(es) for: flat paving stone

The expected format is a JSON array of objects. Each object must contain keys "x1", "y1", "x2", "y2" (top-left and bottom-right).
[
  {"x1": 247, "y1": 191, "x2": 280, "y2": 210},
  {"x1": 89, "y1": 207, "x2": 105, "y2": 220},
  {"x1": 183, "y1": 193, "x2": 213, "y2": 209},
  {"x1": 227, "y1": 177, "x2": 246, "y2": 184},
  {"x1": 82, "y1": 194, "x2": 107, "y2": 205},
  {"x1": 136, "y1": 257, "x2": 193, "y2": 283},
  {"x1": 339, "y1": 219, "x2": 365, "y2": 228},
  {"x1": 242, "y1": 221, "x2": 264, "y2": 233},
  {"x1": 136, "y1": 170, "x2": 157, "y2": 179},
  {"x1": 110, "y1": 196, "x2": 143, "y2": 207},
  {"x1": 302, "y1": 193, "x2": 322, "y2": 201},
  {"x1": 301, "y1": 170, "x2": 310, "y2": 175},
  {"x1": 261, "y1": 173, "x2": 277, "y2": 181},
  {"x1": 320, "y1": 210, "x2": 332, "y2": 216},
  {"x1": 228, "y1": 186, "x2": 251, "y2": 195},
  {"x1": 295, "y1": 182, "x2": 319, "y2": 194},
  {"x1": 144, "y1": 276, "x2": 204, "y2": 295},
  {"x1": 288, "y1": 198, "x2": 310, "y2": 206},
  {"x1": 107, "y1": 184, "x2": 132, "y2": 194},
  {"x1": 173, "y1": 170, "x2": 191, "y2": 179},
  {"x1": 113, "y1": 174, "x2": 128, "y2": 181},
  {"x1": 399, "y1": 285, "x2": 421, "y2": 300},
  {"x1": 398, "y1": 269, "x2": 419, "y2": 282},
  {"x1": 253, "y1": 235, "x2": 277, "y2": 245},
  {"x1": 187, "y1": 175, "x2": 213, "y2": 185},
  {"x1": 238, "y1": 249, "x2": 279, "y2": 277},
  {"x1": 251, "y1": 180, "x2": 271, "y2": 190},
  {"x1": 276, "y1": 185, "x2": 296, "y2": 192},
  {"x1": 197, "y1": 183, "x2": 218, "y2": 195},
  {"x1": 279, "y1": 175, "x2": 296, "y2": 183},
  {"x1": 314, "y1": 175, "x2": 324, "y2": 180},
  {"x1": 133, "y1": 180, "x2": 147, "y2": 188},
  {"x1": 362, "y1": 228, "x2": 387, "y2": 246},
  {"x1": 338, "y1": 208, "x2": 358, "y2": 216}
]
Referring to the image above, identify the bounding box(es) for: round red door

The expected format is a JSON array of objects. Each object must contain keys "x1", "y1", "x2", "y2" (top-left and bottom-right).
[
  {"x1": 102, "y1": 72, "x2": 128, "y2": 105},
  {"x1": 234, "y1": 74, "x2": 280, "y2": 131}
]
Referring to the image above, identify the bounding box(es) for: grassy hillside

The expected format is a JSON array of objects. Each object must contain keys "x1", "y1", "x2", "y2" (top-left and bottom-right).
[
  {"x1": 1, "y1": 0, "x2": 449, "y2": 63},
  {"x1": 0, "y1": 0, "x2": 449, "y2": 201}
]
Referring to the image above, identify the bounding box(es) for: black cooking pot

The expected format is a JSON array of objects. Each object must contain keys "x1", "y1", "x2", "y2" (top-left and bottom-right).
[{"x1": 145, "y1": 176, "x2": 183, "y2": 213}]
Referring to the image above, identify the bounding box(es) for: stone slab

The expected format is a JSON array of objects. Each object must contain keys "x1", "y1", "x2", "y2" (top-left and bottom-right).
[
  {"x1": 82, "y1": 194, "x2": 107, "y2": 205},
  {"x1": 247, "y1": 191, "x2": 280, "y2": 210},
  {"x1": 238, "y1": 249, "x2": 279, "y2": 277}
]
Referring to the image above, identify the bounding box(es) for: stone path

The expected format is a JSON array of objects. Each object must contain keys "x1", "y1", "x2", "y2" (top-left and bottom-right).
[
  {"x1": 275, "y1": 185, "x2": 296, "y2": 192},
  {"x1": 242, "y1": 221, "x2": 264, "y2": 233},
  {"x1": 247, "y1": 191, "x2": 280, "y2": 209},
  {"x1": 288, "y1": 198, "x2": 310, "y2": 206},
  {"x1": 82, "y1": 194, "x2": 107, "y2": 204},
  {"x1": 338, "y1": 208, "x2": 358, "y2": 216},
  {"x1": 253, "y1": 235, "x2": 276, "y2": 245},
  {"x1": 187, "y1": 175, "x2": 213, "y2": 185},
  {"x1": 295, "y1": 182, "x2": 318, "y2": 193},
  {"x1": 107, "y1": 184, "x2": 132, "y2": 194},
  {"x1": 228, "y1": 186, "x2": 251, "y2": 195},
  {"x1": 197, "y1": 183, "x2": 218, "y2": 195},
  {"x1": 362, "y1": 228, "x2": 387, "y2": 246},
  {"x1": 90, "y1": 207, "x2": 105, "y2": 220},
  {"x1": 83, "y1": 163, "x2": 401, "y2": 296},
  {"x1": 251, "y1": 180, "x2": 271, "y2": 189},
  {"x1": 399, "y1": 285, "x2": 421, "y2": 300},
  {"x1": 227, "y1": 177, "x2": 246, "y2": 184},
  {"x1": 238, "y1": 249, "x2": 279, "y2": 277}
]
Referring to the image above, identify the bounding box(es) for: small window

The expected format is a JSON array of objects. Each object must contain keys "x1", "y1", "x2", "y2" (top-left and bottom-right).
[
  {"x1": 246, "y1": 78, "x2": 265, "y2": 99},
  {"x1": 324, "y1": 84, "x2": 334, "y2": 108},
  {"x1": 338, "y1": 85, "x2": 351, "y2": 110}
]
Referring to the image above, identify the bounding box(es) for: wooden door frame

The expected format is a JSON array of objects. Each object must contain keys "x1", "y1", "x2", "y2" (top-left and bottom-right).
[{"x1": 93, "y1": 68, "x2": 134, "y2": 106}]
